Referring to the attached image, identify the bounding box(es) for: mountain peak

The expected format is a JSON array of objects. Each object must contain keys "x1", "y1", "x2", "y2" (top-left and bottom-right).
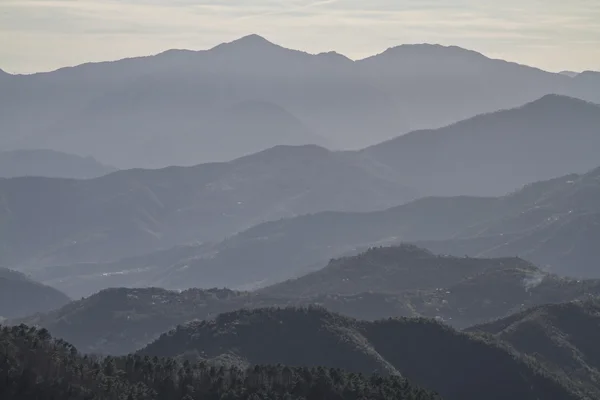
[
  {"x1": 211, "y1": 34, "x2": 279, "y2": 52},
  {"x1": 523, "y1": 94, "x2": 595, "y2": 110},
  {"x1": 377, "y1": 43, "x2": 484, "y2": 60},
  {"x1": 574, "y1": 70, "x2": 600, "y2": 80},
  {"x1": 316, "y1": 51, "x2": 353, "y2": 63},
  {"x1": 236, "y1": 33, "x2": 271, "y2": 44},
  {"x1": 234, "y1": 144, "x2": 331, "y2": 165}
]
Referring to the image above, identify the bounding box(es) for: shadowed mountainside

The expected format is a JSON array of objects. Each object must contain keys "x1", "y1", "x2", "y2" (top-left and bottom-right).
[
  {"x1": 0, "y1": 268, "x2": 70, "y2": 319},
  {"x1": 138, "y1": 307, "x2": 582, "y2": 400},
  {"x1": 469, "y1": 299, "x2": 600, "y2": 398}
]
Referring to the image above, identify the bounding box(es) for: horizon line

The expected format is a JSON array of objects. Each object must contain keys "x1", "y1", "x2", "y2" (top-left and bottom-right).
[{"x1": 3, "y1": 33, "x2": 596, "y2": 77}]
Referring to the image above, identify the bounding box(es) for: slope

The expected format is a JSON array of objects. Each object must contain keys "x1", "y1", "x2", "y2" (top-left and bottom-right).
[
  {"x1": 360, "y1": 95, "x2": 600, "y2": 196},
  {"x1": 0, "y1": 149, "x2": 115, "y2": 179},
  {"x1": 139, "y1": 196, "x2": 500, "y2": 291},
  {"x1": 139, "y1": 307, "x2": 582, "y2": 400},
  {"x1": 418, "y1": 164, "x2": 600, "y2": 277},
  {"x1": 469, "y1": 300, "x2": 600, "y2": 398},
  {"x1": 0, "y1": 324, "x2": 437, "y2": 400},
  {"x1": 0, "y1": 268, "x2": 70, "y2": 319}
]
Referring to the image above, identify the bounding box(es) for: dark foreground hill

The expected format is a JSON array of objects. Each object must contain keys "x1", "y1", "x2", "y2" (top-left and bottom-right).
[
  {"x1": 0, "y1": 324, "x2": 438, "y2": 400},
  {"x1": 469, "y1": 300, "x2": 600, "y2": 398},
  {"x1": 0, "y1": 268, "x2": 70, "y2": 319},
  {"x1": 139, "y1": 307, "x2": 581, "y2": 400}
]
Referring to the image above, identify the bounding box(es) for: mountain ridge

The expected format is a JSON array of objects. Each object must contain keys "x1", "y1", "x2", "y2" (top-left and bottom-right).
[
  {"x1": 3, "y1": 35, "x2": 599, "y2": 168},
  {"x1": 0, "y1": 268, "x2": 70, "y2": 319},
  {"x1": 0, "y1": 149, "x2": 116, "y2": 179},
  {"x1": 469, "y1": 299, "x2": 600, "y2": 398}
]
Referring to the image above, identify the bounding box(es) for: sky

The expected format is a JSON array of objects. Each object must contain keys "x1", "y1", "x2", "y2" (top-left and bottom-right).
[{"x1": 1, "y1": 0, "x2": 600, "y2": 74}]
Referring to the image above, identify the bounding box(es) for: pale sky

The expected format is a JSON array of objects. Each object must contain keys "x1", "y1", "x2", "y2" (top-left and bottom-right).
[{"x1": 1, "y1": 0, "x2": 600, "y2": 74}]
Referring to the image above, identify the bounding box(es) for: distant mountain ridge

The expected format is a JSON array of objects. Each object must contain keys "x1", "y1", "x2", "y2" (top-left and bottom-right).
[
  {"x1": 0, "y1": 149, "x2": 115, "y2": 179},
  {"x1": 360, "y1": 94, "x2": 600, "y2": 195},
  {"x1": 0, "y1": 144, "x2": 414, "y2": 269},
  {"x1": 2, "y1": 34, "x2": 600, "y2": 168},
  {"x1": 0, "y1": 268, "x2": 70, "y2": 319},
  {"x1": 26, "y1": 156, "x2": 600, "y2": 296},
  {"x1": 111, "y1": 161, "x2": 600, "y2": 292}
]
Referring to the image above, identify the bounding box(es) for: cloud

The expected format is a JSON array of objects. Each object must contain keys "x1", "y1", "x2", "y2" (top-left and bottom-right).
[{"x1": 1, "y1": 0, "x2": 599, "y2": 73}]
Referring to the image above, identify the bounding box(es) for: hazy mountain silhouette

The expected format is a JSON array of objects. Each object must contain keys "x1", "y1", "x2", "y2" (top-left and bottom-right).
[
  {"x1": 3, "y1": 94, "x2": 600, "y2": 286},
  {"x1": 29, "y1": 161, "x2": 600, "y2": 295},
  {"x1": 418, "y1": 165, "x2": 600, "y2": 277},
  {"x1": 139, "y1": 307, "x2": 580, "y2": 400},
  {"x1": 360, "y1": 95, "x2": 600, "y2": 196},
  {"x1": 470, "y1": 300, "x2": 600, "y2": 398},
  {"x1": 0, "y1": 149, "x2": 115, "y2": 179},
  {"x1": 2, "y1": 35, "x2": 599, "y2": 168},
  {"x1": 0, "y1": 144, "x2": 414, "y2": 269},
  {"x1": 33, "y1": 195, "x2": 496, "y2": 295},
  {"x1": 142, "y1": 162, "x2": 600, "y2": 290},
  {"x1": 0, "y1": 268, "x2": 70, "y2": 319}
]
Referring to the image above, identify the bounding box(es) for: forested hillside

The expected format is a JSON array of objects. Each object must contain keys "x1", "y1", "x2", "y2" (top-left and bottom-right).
[
  {"x1": 140, "y1": 307, "x2": 582, "y2": 400},
  {"x1": 17, "y1": 245, "x2": 600, "y2": 354},
  {"x1": 0, "y1": 323, "x2": 438, "y2": 400},
  {"x1": 470, "y1": 299, "x2": 600, "y2": 398}
]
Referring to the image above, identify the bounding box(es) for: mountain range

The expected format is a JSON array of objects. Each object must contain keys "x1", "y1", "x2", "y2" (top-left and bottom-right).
[
  {"x1": 33, "y1": 158, "x2": 600, "y2": 297},
  {"x1": 16, "y1": 245, "x2": 600, "y2": 354},
  {"x1": 2, "y1": 35, "x2": 600, "y2": 168},
  {"x1": 469, "y1": 299, "x2": 600, "y2": 398},
  {"x1": 4, "y1": 94, "x2": 600, "y2": 278},
  {"x1": 359, "y1": 94, "x2": 600, "y2": 195},
  {"x1": 138, "y1": 307, "x2": 581, "y2": 400},
  {"x1": 0, "y1": 144, "x2": 413, "y2": 269},
  {"x1": 4, "y1": 30, "x2": 600, "y2": 400},
  {"x1": 8, "y1": 302, "x2": 600, "y2": 399},
  {"x1": 1, "y1": 324, "x2": 438, "y2": 400}
]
